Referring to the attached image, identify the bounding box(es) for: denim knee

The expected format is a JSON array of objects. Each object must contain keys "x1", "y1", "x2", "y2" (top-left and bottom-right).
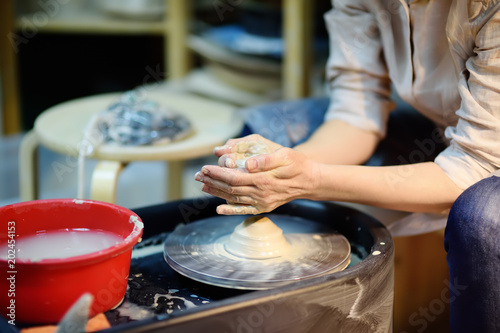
[
  {"x1": 241, "y1": 97, "x2": 329, "y2": 147},
  {"x1": 445, "y1": 175, "x2": 500, "y2": 258}
]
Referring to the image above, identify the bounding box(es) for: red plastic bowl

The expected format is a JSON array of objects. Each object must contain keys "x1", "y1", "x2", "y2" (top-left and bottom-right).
[{"x1": 0, "y1": 199, "x2": 143, "y2": 324}]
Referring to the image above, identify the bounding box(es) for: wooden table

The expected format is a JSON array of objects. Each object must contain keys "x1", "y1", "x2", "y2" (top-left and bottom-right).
[{"x1": 19, "y1": 91, "x2": 243, "y2": 203}]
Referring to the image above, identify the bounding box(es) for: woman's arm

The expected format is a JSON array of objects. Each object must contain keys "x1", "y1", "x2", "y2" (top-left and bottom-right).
[
  {"x1": 196, "y1": 142, "x2": 463, "y2": 215},
  {"x1": 294, "y1": 119, "x2": 380, "y2": 165},
  {"x1": 313, "y1": 162, "x2": 463, "y2": 214}
]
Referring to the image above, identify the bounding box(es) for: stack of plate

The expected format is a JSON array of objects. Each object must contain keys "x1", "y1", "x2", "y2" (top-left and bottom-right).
[
  {"x1": 99, "y1": 0, "x2": 165, "y2": 21},
  {"x1": 188, "y1": 32, "x2": 282, "y2": 95}
]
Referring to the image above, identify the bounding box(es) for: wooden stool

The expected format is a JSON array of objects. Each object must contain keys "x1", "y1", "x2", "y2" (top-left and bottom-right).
[{"x1": 19, "y1": 91, "x2": 243, "y2": 203}]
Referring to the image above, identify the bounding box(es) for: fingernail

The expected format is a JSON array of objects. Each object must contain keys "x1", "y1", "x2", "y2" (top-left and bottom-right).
[
  {"x1": 247, "y1": 159, "x2": 257, "y2": 170},
  {"x1": 201, "y1": 167, "x2": 209, "y2": 175},
  {"x1": 224, "y1": 158, "x2": 235, "y2": 168},
  {"x1": 194, "y1": 171, "x2": 203, "y2": 181}
]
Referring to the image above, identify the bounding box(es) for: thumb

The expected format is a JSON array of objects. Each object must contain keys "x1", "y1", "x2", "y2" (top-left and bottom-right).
[{"x1": 245, "y1": 148, "x2": 288, "y2": 172}]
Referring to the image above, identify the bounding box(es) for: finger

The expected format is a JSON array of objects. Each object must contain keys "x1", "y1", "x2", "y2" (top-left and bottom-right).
[
  {"x1": 216, "y1": 204, "x2": 260, "y2": 215},
  {"x1": 234, "y1": 140, "x2": 252, "y2": 153},
  {"x1": 195, "y1": 170, "x2": 255, "y2": 195},
  {"x1": 218, "y1": 154, "x2": 238, "y2": 168},
  {"x1": 195, "y1": 172, "x2": 234, "y2": 192},
  {"x1": 202, "y1": 185, "x2": 257, "y2": 206},
  {"x1": 213, "y1": 144, "x2": 234, "y2": 157},
  {"x1": 219, "y1": 141, "x2": 272, "y2": 169},
  {"x1": 245, "y1": 147, "x2": 289, "y2": 172},
  {"x1": 200, "y1": 175, "x2": 257, "y2": 199},
  {"x1": 199, "y1": 165, "x2": 252, "y2": 186},
  {"x1": 213, "y1": 135, "x2": 265, "y2": 157},
  {"x1": 221, "y1": 153, "x2": 259, "y2": 169},
  {"x1": 245, "y1": 141, "x2": 271, "y2": 155}
]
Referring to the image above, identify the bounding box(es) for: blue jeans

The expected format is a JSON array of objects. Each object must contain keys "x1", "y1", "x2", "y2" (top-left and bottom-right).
[
  {"x1": 242, "y1": 97, "x2": 500, "y2": 332},
  {"x1": 445, "y1": 176, "x2": 500, "y2": 332}
]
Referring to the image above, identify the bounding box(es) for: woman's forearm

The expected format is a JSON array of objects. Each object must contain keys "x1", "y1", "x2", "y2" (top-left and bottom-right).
[
  {"x1": 295, "y1": 119, "x2": 380, "y2": 165},
  {"x1": 309, "y1": 161, "x2": 463, "y2": 214},
  {"x1": 295, "y1": 121, "x2": 462, "y2": 213},
  {"x1": 198, "y1": 135, "x2": 463, "y2": 216}
]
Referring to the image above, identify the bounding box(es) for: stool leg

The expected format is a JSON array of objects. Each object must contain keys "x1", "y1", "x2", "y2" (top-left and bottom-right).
[
  {"x1": 19, "y1": 130, "x2": 40, "y2": 201},
  {"x1": 167, "y1": 160, "x2": 184, "y2": 201},
  {"x1": 90, "y1": 160, "x2": 125, "y2": 203},
  {"x1": 283, "y1": 0, "x2": 313, "y2": 99}
]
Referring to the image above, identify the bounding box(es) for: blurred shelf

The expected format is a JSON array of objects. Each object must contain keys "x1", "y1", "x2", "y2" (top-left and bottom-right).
[
  {"x1": 3, "y1": 0, "x2": 319, "y2": 135},
  {"x1": 15, "y1": 12, "x2": 168, "y2": 35},
  {"x1": 180, "y1": 68, "x2": 280, "y2": 107}
]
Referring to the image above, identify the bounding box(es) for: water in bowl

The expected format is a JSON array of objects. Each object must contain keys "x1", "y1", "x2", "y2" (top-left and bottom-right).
[{"x1": 2, "y1": 228, "x2": 123, "y2": 261}]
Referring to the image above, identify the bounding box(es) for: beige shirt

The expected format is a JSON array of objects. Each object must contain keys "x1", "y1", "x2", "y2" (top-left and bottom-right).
[{"x1": 324, "y1": 0, "x2": 500, "y2": 190}]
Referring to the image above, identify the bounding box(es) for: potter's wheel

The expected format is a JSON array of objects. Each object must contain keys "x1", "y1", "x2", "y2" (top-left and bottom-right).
[{"x1": 163, "y1": 214, "x2": 351, "y2": 290}]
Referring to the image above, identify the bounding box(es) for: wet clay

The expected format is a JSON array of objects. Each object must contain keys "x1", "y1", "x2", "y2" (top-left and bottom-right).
[
  {"x1": 224, "y1": 216, "x2": 291, "y2": 259},
  {"x1": 233, "y1": 141, "x2": 270, "y2": 169},
  {"x1": 164, "y1": 214, "x2": 352, "y2": 290}
]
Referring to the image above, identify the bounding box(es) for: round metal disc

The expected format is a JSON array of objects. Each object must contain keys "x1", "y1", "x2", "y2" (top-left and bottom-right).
[{"x1": 164, "y1": 214, "x2": 351, "y2": 290}]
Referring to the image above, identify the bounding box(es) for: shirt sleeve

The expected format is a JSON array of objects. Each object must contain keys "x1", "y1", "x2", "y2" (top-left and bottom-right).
[
  {"x1": 323, "y1": 0, "x2": 396, "y2": 138},
  {"x1": 435, "y1": 4, "x2": 500, "y2": 189}
]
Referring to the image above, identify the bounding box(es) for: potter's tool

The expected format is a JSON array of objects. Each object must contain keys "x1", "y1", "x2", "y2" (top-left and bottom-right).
[{"x1": 163, "y1": 214, "x2": 351, "y2": 290}]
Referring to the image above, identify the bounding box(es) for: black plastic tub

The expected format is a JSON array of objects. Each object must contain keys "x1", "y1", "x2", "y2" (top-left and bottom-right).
[
  {"x1": 7, "y1": 198, "x2": 393, "y2": 332},
  {"x1": 97, "y1": 198, "x2": 394, "y2": 333}
]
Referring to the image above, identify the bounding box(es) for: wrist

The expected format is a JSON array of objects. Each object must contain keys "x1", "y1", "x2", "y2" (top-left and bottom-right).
[{"x1": 303, "y1": 160, "x2": 324, "y2": 201}]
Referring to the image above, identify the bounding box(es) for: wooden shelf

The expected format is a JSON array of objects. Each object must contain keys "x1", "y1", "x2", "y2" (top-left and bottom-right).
[
  {"x1": 2, "y1": 0, "x2": 314, "y2": 134},
  {"x1": 15, "y1": 11, "x2": 168, "y2": 36}
]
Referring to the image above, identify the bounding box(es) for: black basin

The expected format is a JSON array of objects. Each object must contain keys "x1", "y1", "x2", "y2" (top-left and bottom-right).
[{"x1": 102, "y1": 197, "x2": 394, "y2": 333}]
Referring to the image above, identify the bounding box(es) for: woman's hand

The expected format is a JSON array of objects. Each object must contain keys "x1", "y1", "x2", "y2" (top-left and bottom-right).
[
  {"x1": 195, "y1": 136, "x2": 320, "y2": 215},
  {"x1": 213, "y1": 134, "x2": 283, "y2": 169}
]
